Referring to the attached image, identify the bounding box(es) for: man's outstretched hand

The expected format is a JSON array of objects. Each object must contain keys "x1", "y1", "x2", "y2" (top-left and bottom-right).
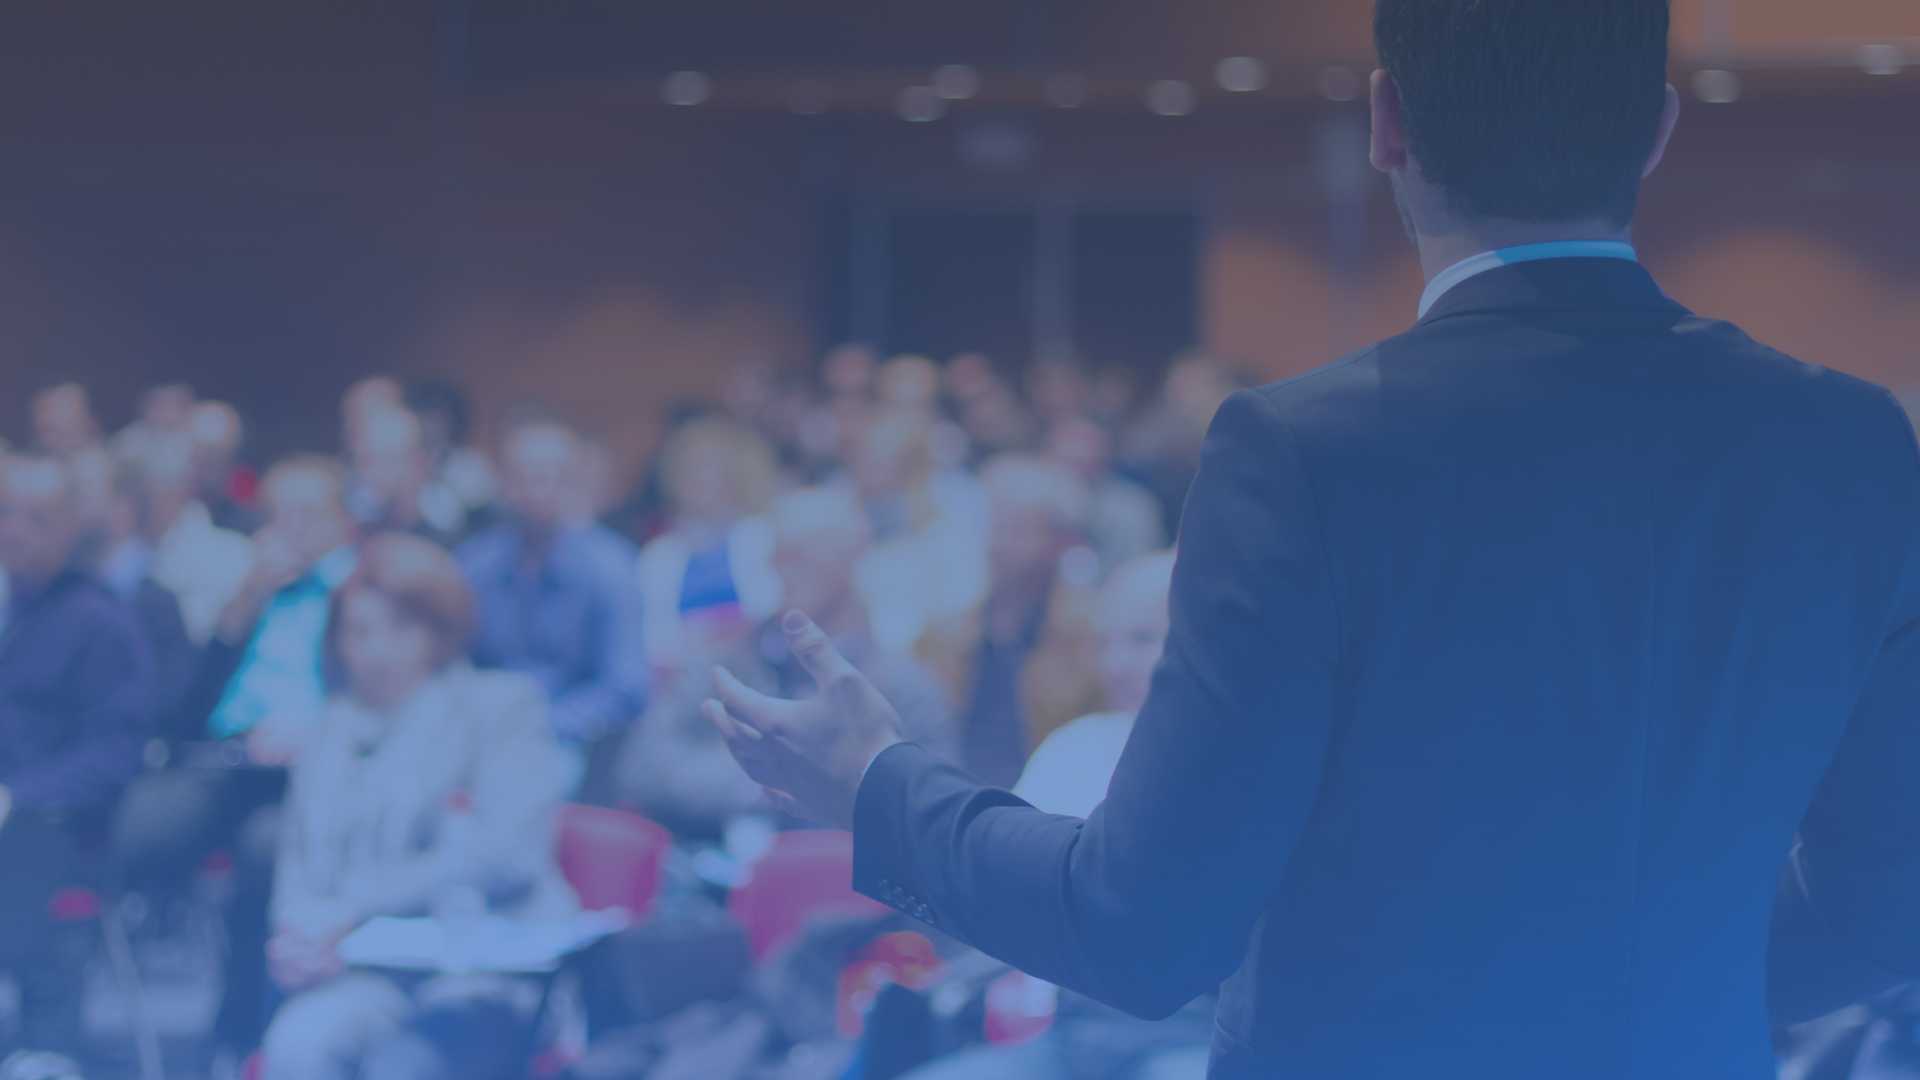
[{"x1": 705, "y1": 610, "x2": 906, "y2": 829}]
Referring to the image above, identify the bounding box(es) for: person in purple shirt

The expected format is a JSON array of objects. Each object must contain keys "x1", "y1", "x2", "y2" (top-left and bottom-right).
[
  {"x1": 0, "y1": 453, "x2": 154, "y2": 1054},
  {"x1": 457, "y1": 418, "x2": 647, "y2": 772}
]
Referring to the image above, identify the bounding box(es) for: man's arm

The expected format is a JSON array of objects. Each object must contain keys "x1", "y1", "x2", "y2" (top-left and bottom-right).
[
  {"x1": 851, "y1": 389, "x2": 1342, "y2": 1019},
  {"x1": 1769, "y1": 390, "x2": 1920, "y2": 1023}
]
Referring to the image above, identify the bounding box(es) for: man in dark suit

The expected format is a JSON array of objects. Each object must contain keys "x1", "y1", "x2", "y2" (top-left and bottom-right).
[{"x1": 707, "y1": 2, "x2": 1920, "y2": 1076}]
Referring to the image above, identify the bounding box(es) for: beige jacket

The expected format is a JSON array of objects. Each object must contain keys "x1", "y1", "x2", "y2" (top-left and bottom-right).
[{"x1": 272, "y1": 666, "x2": 577, "y2": 936}]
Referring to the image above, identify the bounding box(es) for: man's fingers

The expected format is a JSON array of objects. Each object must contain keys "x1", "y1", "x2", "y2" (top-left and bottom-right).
[
  {"x1": 781, "y1": 609, "x2": 860, "y2": 690},
  {"x1": 702, "y1": 698, "x2": 761, "y2": 745},
  {"x1": 763, "y1": 787, "x2": 808, "y2": 821},
  {"x1": 711, "y1": 666, "x2": 791, "y2": 734}
]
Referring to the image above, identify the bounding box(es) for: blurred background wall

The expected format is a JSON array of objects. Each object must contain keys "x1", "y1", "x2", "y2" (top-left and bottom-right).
[{"x1": 2, "y1": 0, "x2": 1915, "y2": 472}]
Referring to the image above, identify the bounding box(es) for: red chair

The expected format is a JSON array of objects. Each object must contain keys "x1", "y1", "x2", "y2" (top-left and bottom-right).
[
  {"x1": 554, "y1": 804, "x2": 672, "y2": 918},
  {"x1": 727, "y1": 829, "x2": 888, "y2": 962}
]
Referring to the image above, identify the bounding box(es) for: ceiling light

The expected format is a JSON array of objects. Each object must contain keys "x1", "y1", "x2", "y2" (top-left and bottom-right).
[
  {"x1": 1692, "y1": 68, "x2": 1741, "y2": 103},
  {"x1": 931, "y1": 64, "x2": 981, "y2": 100},
  {"x1": 1145, "y1": 80, "x2": 1197, "y2": 117},
  {"x1": 897, "y1": 86, "x2": 947, "y2": 123},
  {"x1": 661, "y1": 70, "x2": 712, "y2": 106},
  {"x1": 1215, "y1": 56, "x2": 1268, "y2": 93}
]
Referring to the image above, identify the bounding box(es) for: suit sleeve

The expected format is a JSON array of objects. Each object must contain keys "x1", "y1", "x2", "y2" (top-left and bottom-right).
[
  {"x1": 852, "y1": 389, "x2": 1342, "y2": 1020},
  {"x1": 1770, "y1": 391, "x2": 1920, "y2": 1023}
]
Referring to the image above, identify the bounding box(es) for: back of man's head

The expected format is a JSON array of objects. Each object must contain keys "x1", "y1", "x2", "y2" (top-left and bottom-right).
[{"x1": 1375, "y1": 0, "x2": 1671, "y2": 225}]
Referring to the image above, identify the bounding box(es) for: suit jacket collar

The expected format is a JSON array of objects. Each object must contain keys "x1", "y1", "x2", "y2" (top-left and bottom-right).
[{"x1": 1416, "y1": 257, "x2": 1689, "y2": 328}]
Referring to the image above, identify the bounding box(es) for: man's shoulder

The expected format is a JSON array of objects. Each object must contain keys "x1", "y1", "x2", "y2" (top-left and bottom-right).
[{"x1": 1244, "y1": 313, "x2": 1908, "y2": 438}]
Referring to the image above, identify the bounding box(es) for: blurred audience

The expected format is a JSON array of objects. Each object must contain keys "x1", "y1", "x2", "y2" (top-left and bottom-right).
[
  {"x1": 0, "y1": 454, "x2": 156, "y2": 819},
  {"x1": 842, "y1": 409, "x2": 988, "y2": 660},
  {"x1": 922, "y1": 454, "x2": 1092, "y2": 787},
  {"x1": 404, "y1": 377, "x2": 496, "y2": 533},
  {"x1": 191, "y1": 399, "x2": 261, "y2": 533},
  {"x1": 30, "y1": 383, "x2": 104, "y2": 458},
  {"x1": 636, "y1": 418, "x2": 783, "y2": 688},
  {"x1": 1120, "y1": 354, "x2": 1237, "y2": 535},
  {"x1": 346, "y1": 405, "x2": 468, "y2": 548},
  {"x1": 1046, "y1": 415, "x2": 1166, "y2": 575},
  {"x1": 3, "y1": 341, "x2": 1235, "y2": 1076},
  {"x1": 137, "y1": 432, "x2": 256, "y2": 646},
  {"x1": 0, "y1": 453, "x2": 155, "y2": 1054},
  {"x1": 199, "y1": 456, "x2": 359, "y2": 748},
  {"x1": 617, "y1": 486, "x2": 951, "y2": 839},
  {"x1": 114, "y1": 381, "x2": 198, "y2": 461},
  {"x1": 83, "y1": 455, "x2": 198, "y2": 729},
  {"x1": 261, "y1": 535, "x2": 575, "y2": 1080},
  {"x1": 457, "y1": 419, "x2": 647, "y2": 763}
]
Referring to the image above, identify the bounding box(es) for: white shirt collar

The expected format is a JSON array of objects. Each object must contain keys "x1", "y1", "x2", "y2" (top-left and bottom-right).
[{"x1": 1417, "y1": 240, "x2": 1639, "y2": 319}]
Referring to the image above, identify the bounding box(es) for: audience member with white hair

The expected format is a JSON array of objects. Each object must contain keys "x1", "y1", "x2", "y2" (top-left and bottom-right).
[
  {"x1": 920, "y1": 453, "x2": 1095, "y2": 787},
  {"x1": 617, "y1": 484, "x2": 950, "y2": 838}
]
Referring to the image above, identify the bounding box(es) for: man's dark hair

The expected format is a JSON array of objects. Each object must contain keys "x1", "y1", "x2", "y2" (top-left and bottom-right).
[{"x1": 1375, "y1": 0, "x2": 1671, "y2": 225}]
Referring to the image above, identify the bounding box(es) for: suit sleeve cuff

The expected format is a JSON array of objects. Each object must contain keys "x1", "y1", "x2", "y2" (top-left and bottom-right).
[{"x1": 851, "y1": 741, "x2": 937, "y2": 913}]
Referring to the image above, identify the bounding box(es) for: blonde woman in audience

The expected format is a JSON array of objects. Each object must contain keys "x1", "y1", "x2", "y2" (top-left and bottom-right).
[
  {"x1": 636, "y1": 417, "x2": 784, "y2": 689},
  {"x1": 1014, "y1": 552, "x2": 1175, "y2": 817},
  {"x1": 262, "y1": 533, "x2": 576, "y2": 1080}
]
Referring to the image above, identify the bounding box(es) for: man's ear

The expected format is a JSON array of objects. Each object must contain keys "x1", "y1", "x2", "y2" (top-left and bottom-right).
[
  {"x1": 1369, "y1": 69, "x2": 1409, "y2": 174},
  {"x1": 1642, "y1": 83, "x2": 1682, "y2": 178}
]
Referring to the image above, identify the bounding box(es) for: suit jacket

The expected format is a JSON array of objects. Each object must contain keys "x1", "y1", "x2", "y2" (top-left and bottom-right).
[{"x1": 852, "y1": 259, "x2": 1920, "y2": 1079}]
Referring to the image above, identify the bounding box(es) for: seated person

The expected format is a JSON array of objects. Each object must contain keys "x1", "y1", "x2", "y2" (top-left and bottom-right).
[
  {"x1": 0, "y1": 454, "x2": 155, "y2": 1053},
  {"x1": 905, "y1": 552, "x2": 1210, "y2": 1080},
  {"x1": 261, "y1": 533, "x2": 577, "y2": 1080},
  {"x1": 617, "y1": 486, "x2": 950, "y2": 840},
  {"x1": 457, "y1": 419, "x2": 647, "y2": 763},
  {"x1": 917, "y1": 454, "x2": 1094, "y2": 788},
  {"x1": 112, "y1": 453, "x2": 359, "y2": 1054},
  {"x1": 635, "y1": 417, "x2": 783, "y2": 689},
  {"x1": 346, "y1": 405, "x2": 470, "y2": 550},
  {"x1": 133, "y1": 432, "x2": 255, "y2": 648}
]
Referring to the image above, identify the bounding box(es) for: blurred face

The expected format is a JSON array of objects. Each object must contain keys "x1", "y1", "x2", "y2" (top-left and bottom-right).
[
  {"x1": 350, "y1": 411, "x2": 430, "y2": 510},
  {"x1": 1046, "y1": 419, "x2": 1110, "y2": 481},
  {"x1": 0, "y1": 460, "x2": 83, "y2": 586},
  {"x1": 141, "y1": 385, "x2": 196, "y2": 432},
  {"x1": 877, "y1": 358, "x2": 940, "y2": 412},
  {"x1": 1030, "y1": 363, "x2": 1089, "y2": 421},
  {"x1": 501, "y1": 426, "x2": 578, "y2": 532},
  {"x1": 335, "y1": 587, "x2": 440, "y2": 710},
  {"x1": 723, "y1": 363, "x2": 776, "y2": 423},
  {"x1": 32, "y1": 387, "x2": 98, "y2": 456},
  {"x1": 771, "y1": 518, "x2": 866, "y2": 620},
  {"x1": 341, "y1": 376, "x2": 403, "y2": 446},
  {"x1": 262, "y1": 468, "x2": 352, "y2": 566},
  {"x1": 1097, "y1": 569, "x2": 1172, "y2": 715},
  {"x1": 987, "y1": 495, "x2": 1064, "y2": 586},
  {"x1": 943, "y1": 353, "x2": 997, "y2": 403},
  {"x1": 670, "y1": 452, "x2": 739, "y2": 526},
  {"x1": 823, "y1": 345, "x2": 877, "y2": 399},
  {"x1": 850, "y1": 416, "x2": 925, "y2": 500}
]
